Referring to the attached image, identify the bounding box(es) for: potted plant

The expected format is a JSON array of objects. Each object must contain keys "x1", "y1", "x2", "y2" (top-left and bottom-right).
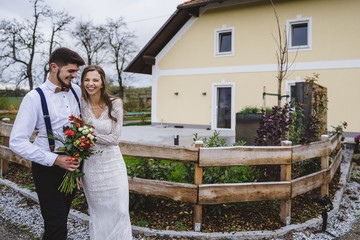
[{"x1": 236, "y1": 106, "x2": 270, "y2": 145}]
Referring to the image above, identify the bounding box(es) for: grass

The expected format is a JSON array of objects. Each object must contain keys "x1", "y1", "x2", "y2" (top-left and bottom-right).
[
  {"x1": 124, "y1": 156, "x2": 143, "y2": 164},
  {"x1": 0, "y1": 96, "x2": 152, "y2": 126},
  {"x1": 123, "y1": 122, "x2": 151, "y2": 126},
  {"x1": 0, "y1": 97, "x2": 22, "y2": 123},
  {"x1": 123, "y1": 116, "x2": 151, "y2": 121},
  {"x1": 0, "y1": 97, "x2": 23, "y2": 110},
  {"x1": 21, "y1": 183, "x2": 36, "y2": 191},
  {"x1": 135, "y1": 218, "x2": 150, "y2": 227},
  {"x1": 175, "y1": 221, "x2": 187, "y2": 231}
]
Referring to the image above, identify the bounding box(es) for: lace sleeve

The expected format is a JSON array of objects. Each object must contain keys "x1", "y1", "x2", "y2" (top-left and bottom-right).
[
  {"x1": 95, "y1": 98, "x2": 124, "y2": 145},
  {"x1": 80, "y1": 98, "x2": 91, "y2": 119}
]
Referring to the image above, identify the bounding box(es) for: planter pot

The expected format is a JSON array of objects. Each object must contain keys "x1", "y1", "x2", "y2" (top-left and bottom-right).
[{"x1": 236, "y1": 113, "x2": 263, "y2": 145}]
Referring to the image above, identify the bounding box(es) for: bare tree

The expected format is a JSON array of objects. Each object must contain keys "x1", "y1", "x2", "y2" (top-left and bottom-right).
[
  {"x1": 42, "y1": 10, "x2": 74, "y2": 82},
  {"x1": 269, "y1": 0, "x2": 295, "y2": 107},
  {"x1": 0, "y1": 0, "x2": 49, "y2": 90},
  {"x1": 105, "y1": 18, "x2": 137, "y2": 99},
  {"x1": 72, "y1": 21, "x2": 107, "y2": 65}
]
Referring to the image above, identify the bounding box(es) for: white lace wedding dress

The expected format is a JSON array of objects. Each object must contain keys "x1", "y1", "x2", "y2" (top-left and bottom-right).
[{"x1": 81, "y1": 98, "x2": 132, "y2": 240}]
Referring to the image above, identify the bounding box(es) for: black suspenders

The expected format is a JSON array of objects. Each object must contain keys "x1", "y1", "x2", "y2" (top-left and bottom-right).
[
  {"x1": 35, "y1": 87, "x2": 81, "y2": 152},
  {"x1": 70, "y1": 87, "x2": 81, "y2": 117}
]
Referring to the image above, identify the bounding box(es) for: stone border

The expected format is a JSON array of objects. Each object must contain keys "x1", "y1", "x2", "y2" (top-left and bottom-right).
[{"x1": 0, "y1": 148, "x2": 353, "y2": 239}]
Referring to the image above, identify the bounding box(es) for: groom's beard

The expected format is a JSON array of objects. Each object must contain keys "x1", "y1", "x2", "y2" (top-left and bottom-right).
[{"x1": 57, "y1": 70, "x2": 72, "y2": 88}]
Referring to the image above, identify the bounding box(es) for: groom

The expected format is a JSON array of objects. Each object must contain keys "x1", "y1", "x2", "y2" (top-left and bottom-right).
[{"x1": 10, "y1": 47, "x2": 85, "y2": 240}]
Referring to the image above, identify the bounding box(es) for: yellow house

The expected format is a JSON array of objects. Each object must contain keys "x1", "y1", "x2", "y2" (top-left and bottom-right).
[{"x1": 125, "y1": 0, "x2": 360, "y2": 136}]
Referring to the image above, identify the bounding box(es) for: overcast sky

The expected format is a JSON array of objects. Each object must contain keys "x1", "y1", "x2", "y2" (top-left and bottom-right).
[{"x1": 0, "y1": 0, "x2": 186, "y2": 88}]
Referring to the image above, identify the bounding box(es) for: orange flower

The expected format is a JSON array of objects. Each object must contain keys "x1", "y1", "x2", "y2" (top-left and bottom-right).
[{"x1": 64, "y1": 129, "x2": 75, "y2": 138}]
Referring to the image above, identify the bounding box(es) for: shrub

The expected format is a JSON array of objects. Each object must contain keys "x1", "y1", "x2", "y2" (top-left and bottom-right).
[
  {"x1": 288, "y1": 103, "x2": 305, "y2": 145},
  {"x1": 193, "y1": 130, "x2": 227, "y2": 147},
  {"x1": 254, "y1": 104, "x2": 291, "y2": 146},
  {"x1": 237, "y1": 106, "x2": 272, "y2": 115},
  {"x1": 292, "y1": 157, "x2": 321, "y2": 179},
  {"x1": 255, "y1": 102, "x2": 321, "y2": 146},
  {"x1": 193, "y1": 130, "x2": 260, "y2": 184},
  {"x1": 330, "y1": 121, "x2": 347, "y2": 137},
  {"x1": 299, "y1": 115, "x2": 320, "y2": 144},
  {"x1": 288, "y1": 103, "x2": 320, "y2": 145},
  {"x1": 304, "y1": 73, "x2": 328, "y2": 136}
]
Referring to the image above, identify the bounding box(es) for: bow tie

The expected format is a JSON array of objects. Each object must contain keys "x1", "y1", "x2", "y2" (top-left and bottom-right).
[{"x1": 55, "y1": 87, "x2": 70, "y2": 93}]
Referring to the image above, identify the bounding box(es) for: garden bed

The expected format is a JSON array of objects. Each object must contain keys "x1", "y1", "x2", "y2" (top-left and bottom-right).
[{"x1": 3, "y1": 161, "x2": 341, "y2": 233}]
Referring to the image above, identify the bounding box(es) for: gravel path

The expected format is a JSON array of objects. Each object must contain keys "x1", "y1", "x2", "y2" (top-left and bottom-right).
[
  {"x1": 277, "y1": 173, "x2": 360, "y2": 240},
  {"x1": 0, "y1": 216, "x2": 37, "y2": 240},
  {"x1": 0, "y1": 149, "x2": 359, "y2": 240},
  {"x1": 0, "y1": 187, "x2": 90, "y2": 240}
]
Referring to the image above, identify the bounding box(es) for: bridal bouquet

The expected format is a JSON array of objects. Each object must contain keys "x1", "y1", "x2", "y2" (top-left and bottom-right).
[{"x1": 53, "y1": 115, "x2": 97, "y2": 195}]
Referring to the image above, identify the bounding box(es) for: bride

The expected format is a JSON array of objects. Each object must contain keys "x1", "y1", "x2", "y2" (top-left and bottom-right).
[{"x1": 80, "y1": 65, "x2": 132, "y2": 239}]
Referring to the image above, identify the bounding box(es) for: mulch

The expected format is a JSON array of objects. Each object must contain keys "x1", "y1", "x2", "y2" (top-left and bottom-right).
[{"x1": 2, "y1": 162, "x2": 340, "y2": 233}]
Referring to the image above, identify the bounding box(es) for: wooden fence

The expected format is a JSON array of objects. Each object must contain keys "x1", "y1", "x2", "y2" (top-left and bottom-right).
[
  {"x1": 0, "y1": 110, "x2": 149, "y2": 119},
  {"x1": 0, "y1": 121, "x2": 342, "y2": 231}
]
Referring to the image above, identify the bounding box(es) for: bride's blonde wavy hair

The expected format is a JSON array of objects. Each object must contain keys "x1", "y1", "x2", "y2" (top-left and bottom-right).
[{"x1": 80, "y1": 65, "x2": 118, "y2": 122}]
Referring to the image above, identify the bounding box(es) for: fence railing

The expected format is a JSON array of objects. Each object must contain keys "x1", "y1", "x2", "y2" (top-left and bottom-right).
[
  {"x1": 0, "y1": 110, "x2": 149, "y2": 119},
  {"x1": 0, "y1": 121, "x2": 342, "y2": 231}
]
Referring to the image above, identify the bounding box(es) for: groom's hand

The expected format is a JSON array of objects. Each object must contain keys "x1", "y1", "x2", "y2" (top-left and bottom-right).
[{"x1": 54, "y1": 155, "x2": 80, "y2": 171}]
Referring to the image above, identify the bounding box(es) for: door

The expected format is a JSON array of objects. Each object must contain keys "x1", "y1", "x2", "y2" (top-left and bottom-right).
[
  {"x1": 211, "y1": 83, "x2": 235, "y2": 130},
  {"x1": 212, "y1": 83, "x2": 235, "y2": 130},
  {"x1": 216, "y1": 87, "x2": 232, "y2": 129}
]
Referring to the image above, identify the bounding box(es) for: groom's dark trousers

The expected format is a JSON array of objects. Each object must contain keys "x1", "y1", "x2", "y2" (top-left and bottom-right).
[{"x1": 32, "y1": 162, "x2": 77, "y2": 240}]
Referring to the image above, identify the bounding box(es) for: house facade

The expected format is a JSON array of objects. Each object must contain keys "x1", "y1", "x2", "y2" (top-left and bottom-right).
[{"x1": 125, "y1": 0, "x2": 360, "y2": 135}]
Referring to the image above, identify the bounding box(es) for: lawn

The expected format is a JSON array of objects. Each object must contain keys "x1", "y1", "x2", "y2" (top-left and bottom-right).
[
  {"x1": 0, "y1": 97, "x2": 23, "y2": 110},
  {"x1": 0, "y1": 97, "x2": 152, "y2": 125},
  {"x1": 123, "y1": 116, "x2": 151, "y2": 121}
]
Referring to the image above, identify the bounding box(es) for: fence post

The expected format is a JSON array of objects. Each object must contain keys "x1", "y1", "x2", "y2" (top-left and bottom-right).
[
  {"x1": 0, "y1": 118, "x2": 10, "y2": 176},
  {"x1": 194, "y1": 140, "x2": 203, "y2": 232},
  {"x1": 321, "y1": 135, "x2": 330, "y2": 197},
  {"x1": 280, "y1": 140, "x2": 292, "y2": 225}
]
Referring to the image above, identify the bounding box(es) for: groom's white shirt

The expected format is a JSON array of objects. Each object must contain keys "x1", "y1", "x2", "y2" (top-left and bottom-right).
[{"x1": 10, "y1": 80, "x2": 81, "y2": 166}]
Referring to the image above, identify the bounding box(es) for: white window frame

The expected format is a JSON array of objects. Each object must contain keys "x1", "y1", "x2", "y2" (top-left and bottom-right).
[
  {"x1": 286, "y1": 16, "x2": 312, "y2": 52},
  {"x1": 285, "y1": 78, "x2": 305, "y2": 108},
  {"x1": 211, "y1": 82, "x2": 235, "y2": 131},
  {"x1": 214, "y1": 26, "x2": 234, "y2": 57}
]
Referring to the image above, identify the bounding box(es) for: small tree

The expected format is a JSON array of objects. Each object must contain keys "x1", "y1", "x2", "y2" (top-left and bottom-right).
[
  {"x1": 0, "y1": 0, "x2": 49, "y2": 90},
  {"x1": 72, "y1": 21, "x2": 107, "y2": 65},
  {"x1": 42, "y1": 10, "x2": 74, "y2": 82},
  {"x1": 105, "y1": 18, "x2": 137, "y2": 99},
  {"x1": 269, "y1": 0, "x2": 296, "y2": 106}
]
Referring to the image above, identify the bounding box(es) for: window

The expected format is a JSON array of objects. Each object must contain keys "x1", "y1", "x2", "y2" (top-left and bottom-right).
[
  {"x1": 286, "y1": 79, "x2": 304, "y2": 108},
  {"x1": 291, "y1": 23, "x2": 308, "y2": 46},
  {"x1": 287, "y1": 16, "x2": 312, "y2": 51},
  {"x1": 290, "y1": 84, "x2": 297, "y2": 104},
  {"x1": 214, "y1": 26, "x2": 234, "y2": 56},
  {"x1": 219, "y1": 32, "x2": 232, "y2": 52}
]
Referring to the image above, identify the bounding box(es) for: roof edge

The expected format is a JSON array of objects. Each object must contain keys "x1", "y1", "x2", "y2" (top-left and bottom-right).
[
  {"x1": 177, "y1": 0, "x2": 224, "y2": 9},
  {"x1": 124, "y1": 9, "x2": 183, "y2": 74}
]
